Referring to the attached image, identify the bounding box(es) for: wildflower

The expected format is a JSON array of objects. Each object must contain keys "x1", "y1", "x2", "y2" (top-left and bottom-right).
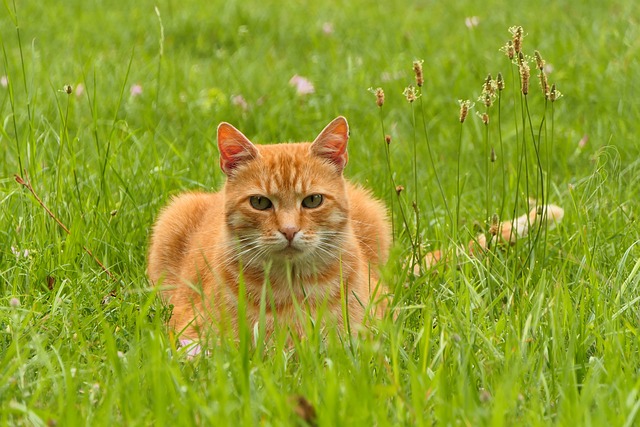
[
  {"x1": 403, "y1": 85, "x2": 420, "y2": 103},
  {"x1": 11, "y1": 246, "x2": 29, "y2": 258},
  {"x1": 130, "y1": 84, "x2": 143, "y2": 97},
  {"x1": 395, "y1": 185, "x2": 404, "y2": 195},
  {"x1": 518, "y1": 53, "x2": 530, "y2": 95},
  {"x1": 413, "y1": 60, "x2": 424, "y2": 87},
  {"x1": 179, "y1": 339, "x2": 203, "y2": 358},
  {"x1": 75, "y1": 83, "x2": 85, "y2": 97},
  {"x1": 458, "y1": 99, "x2": 473, "y2": 123},
  {"x1": 289, "y1": 75, "x2": 315, "y2": 95},
  {"x1": 369, "y1": 87, "x2": 385, "y2": 107},
  {"x1": 231, "y1": 94, "x2": 249, "y2": 111},
  {"x1": 0, "y1": 75, "x2": 7, "y2": 88},
  {"x1": 465, "y1": 16, "x2": 479, "y2": 29},
  {"x1": 10, "y1": 297, "x2": 20, "y2": 308},
  {"x1": 63, "y1": 84, "x2": 73, "y2": 95},
  {"x1": 322, "y1": 22, "x2": 334, "y2": 35},
  {"x1": 578, "y1": 134, "x2": 589, "y2": 149}
]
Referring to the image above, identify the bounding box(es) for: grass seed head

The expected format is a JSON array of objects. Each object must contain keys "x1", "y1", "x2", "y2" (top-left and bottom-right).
[
  {"x1": 458, "y1": 99, "x2": 473, "y2": 123},
  {"x1": 413, "y1": 59, "x2": 424, "y2": 87},
  {"x1": 63, "y1": 84, "x2": 73, "y2": 94},
  {"x1": 539, "y1": 70, "x2": 550, "y2": 98},
  {"x1": 370, "y1": 87, "x2": 385, "y2": 107},
  {"x1": 489, "y1": 214, "x2": 500, "y2": 236},
  {"x1": 479, "y1": 74, "x2": 497, "y2": 107},
  {"x1": 549, "y1": 83, "x2": 562, "y2": 102},
  {"x1": 534, "y1": 50, "x2": 545, "y2": 70},
  {"x1": 395, "y1": 185, "x2": 404, "y2": 195},
  {"x1": 496, "y1": 72, "x2": 504, "y2": 91},
  {"x1": 403, "y1": 85, "x2": 419, "y2": 103},
  {"x1": 385, "y1": 134, "x2": 392, "y2": 144},
  {"x1": 502, "y1": 40, "x2": 515, "y2": 60},
  {"x1": 519, "y1": 53, "x2": 530, "y2": 95},
  {"x1": 510, "y1": 26, "x2": 524, "y2": 54}
]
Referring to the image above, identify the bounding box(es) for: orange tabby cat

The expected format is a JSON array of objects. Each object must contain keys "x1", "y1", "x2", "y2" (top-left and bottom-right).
[{"x1": 147, "y1": 117, "x2": 391, "y2": 340}]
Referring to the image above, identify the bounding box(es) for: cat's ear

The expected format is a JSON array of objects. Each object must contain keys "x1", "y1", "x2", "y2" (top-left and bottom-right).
[
  {"x1": 217, "y1": 122, "x2": 259, "y2": 175},
  {"x1": 310, "y1": 116, "x2": 349, "y2": 173}
]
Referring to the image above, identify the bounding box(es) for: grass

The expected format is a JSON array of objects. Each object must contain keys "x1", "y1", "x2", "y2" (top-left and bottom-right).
[{"x1": 2, "y1": 0, "x2": 640, "y2": 425}]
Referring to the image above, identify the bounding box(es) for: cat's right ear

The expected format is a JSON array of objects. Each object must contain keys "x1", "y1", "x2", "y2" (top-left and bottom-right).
[{"x1": 217, "y1": 122, "x2": 259, "y2": 176}]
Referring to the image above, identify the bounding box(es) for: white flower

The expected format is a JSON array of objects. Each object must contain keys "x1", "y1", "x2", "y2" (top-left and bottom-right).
[
  {"x1": 465, "y1": 16, "x2": 479, "y2": 29},
  {"x1": 289, "y1": 75, "x2": 315, "y2": 95}
]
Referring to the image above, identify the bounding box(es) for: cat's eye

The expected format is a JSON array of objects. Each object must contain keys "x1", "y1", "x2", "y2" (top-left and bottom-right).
[
  {"x1": 249, "y1": 196, "x2": 273, "y2": 210},
  {"x1": 302, "y1": 194, "x2": 323, "y2": 209}
]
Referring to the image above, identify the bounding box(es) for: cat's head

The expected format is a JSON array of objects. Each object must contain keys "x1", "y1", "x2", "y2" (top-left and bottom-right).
[{"x1": 217, "y1": 117, "x2": 352, "y2": 270}]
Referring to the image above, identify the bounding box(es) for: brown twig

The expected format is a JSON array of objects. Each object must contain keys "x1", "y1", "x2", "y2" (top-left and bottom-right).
[{"x1": 15, "y1": 171, "x2": 116, "y2": 280}]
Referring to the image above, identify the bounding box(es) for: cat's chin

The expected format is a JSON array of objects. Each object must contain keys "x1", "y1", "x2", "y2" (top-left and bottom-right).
[{"x1": 276, "y1": 246, "x2": 306, "y2": 259}]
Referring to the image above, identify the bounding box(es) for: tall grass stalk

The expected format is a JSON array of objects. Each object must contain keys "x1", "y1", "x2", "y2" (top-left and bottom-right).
[{"x1": 372, "y1": 88, "x2": 416, "y2": 253}]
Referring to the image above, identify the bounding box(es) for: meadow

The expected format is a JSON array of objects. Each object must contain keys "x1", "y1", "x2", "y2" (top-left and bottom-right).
[{"x1": 2, "y1": 0, "x2": 640, "y2": 425}]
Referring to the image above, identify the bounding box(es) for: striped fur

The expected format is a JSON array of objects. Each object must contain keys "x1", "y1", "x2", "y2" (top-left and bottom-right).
[{"x1": 148, "y1": 117, "x2": 391, "y2": 339}]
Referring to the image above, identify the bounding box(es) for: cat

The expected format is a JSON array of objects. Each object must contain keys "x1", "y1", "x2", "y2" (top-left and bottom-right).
[{"x1": 147, "y1": 116, "x2": 391, "y2": 341}]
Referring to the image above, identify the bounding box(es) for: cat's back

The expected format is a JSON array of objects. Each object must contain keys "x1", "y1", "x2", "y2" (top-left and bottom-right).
[
  {"x1": 147, "y1": 191, "x2": 223, "y2": 284},
  {"x1": 346, "y1": 182, "x2": 390, "y2": 266}
]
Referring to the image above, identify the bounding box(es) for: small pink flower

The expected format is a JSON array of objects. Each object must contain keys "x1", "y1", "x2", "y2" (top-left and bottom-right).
[
  {"x1": 322, "y1": 22, "x2": 334, "y2": 35},
  {"x1": 10, "y1": 297, "x2": 20, "y2": 308},
  {"x1": 0, "y1": 75, "x2": 8, "y2": 88},
  {"x1": 465, "y1": 16, "x2": 479, "y2": 29},
  {"x1": 289, "y1": 75, "x2": 315, "y2": 95},
  {"x1": 11, "y1": 246, "x2": 29, "y2": 258},
  {"x1": 179, "y1": 339, "x2": 203, "y2": 359},
  {"x1": 578, "y1": 134, "x2": 589, "y2": 149},
  {"x1": 130, "y1": 84, "x2": 143, "y2": 97},
  {"x1": 75, "y1": 83, "x2": 85, "y2": 97},
  {"x1": 231, "y1": 94, "x2": 249, "y2": 111}
]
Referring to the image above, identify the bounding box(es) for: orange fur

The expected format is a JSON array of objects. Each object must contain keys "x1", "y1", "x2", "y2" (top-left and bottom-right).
[{"x1": 147, "y1": 117, "x2": 391, "y2": 339}]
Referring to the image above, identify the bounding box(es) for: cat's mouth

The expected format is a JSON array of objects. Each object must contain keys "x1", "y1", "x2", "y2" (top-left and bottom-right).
[{"x1": 279, "y1": 245, "x2": 304, "y2": 257}]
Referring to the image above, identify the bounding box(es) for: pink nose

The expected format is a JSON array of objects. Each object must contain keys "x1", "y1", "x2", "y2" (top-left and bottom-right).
[{"x1": 280, "y1": 226, "x2": 299, "y2": 243}]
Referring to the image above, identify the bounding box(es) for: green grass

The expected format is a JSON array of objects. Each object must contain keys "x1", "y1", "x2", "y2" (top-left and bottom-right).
[{"x1": 2, "y1": 0, "x2": 640, "y2": 425}]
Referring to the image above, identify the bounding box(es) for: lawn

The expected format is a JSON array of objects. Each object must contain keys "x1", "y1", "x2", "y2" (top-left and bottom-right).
[{"x1": 1, "y1": 0, "x2": 640, "y2": 425}]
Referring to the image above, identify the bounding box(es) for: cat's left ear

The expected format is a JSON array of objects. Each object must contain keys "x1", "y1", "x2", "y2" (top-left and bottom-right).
[
  {"x1": 310, "y1": 116, "x2": 349, "y2": 173},
  {"x1": 217, "y1": 122, "x2": 259, "y2": 176}
]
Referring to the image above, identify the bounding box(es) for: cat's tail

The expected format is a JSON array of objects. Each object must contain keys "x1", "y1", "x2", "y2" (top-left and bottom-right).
[{"x1": 422, "y1": 204, "x2": 564, "y2": 270}]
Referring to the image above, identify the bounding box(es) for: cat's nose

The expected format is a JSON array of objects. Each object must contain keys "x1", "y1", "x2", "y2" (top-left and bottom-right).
[{"x1": 280, "y1": 226, "x2": 300, "y2": 243}]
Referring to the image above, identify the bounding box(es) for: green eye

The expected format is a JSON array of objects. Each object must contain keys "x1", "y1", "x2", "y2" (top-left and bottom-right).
[
  {"x1": 302, "y1": 194, "x2": 323, "y2": 209},
  {"x1": 249, "y1": 196, "x2": 273, "y2": 210}
]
